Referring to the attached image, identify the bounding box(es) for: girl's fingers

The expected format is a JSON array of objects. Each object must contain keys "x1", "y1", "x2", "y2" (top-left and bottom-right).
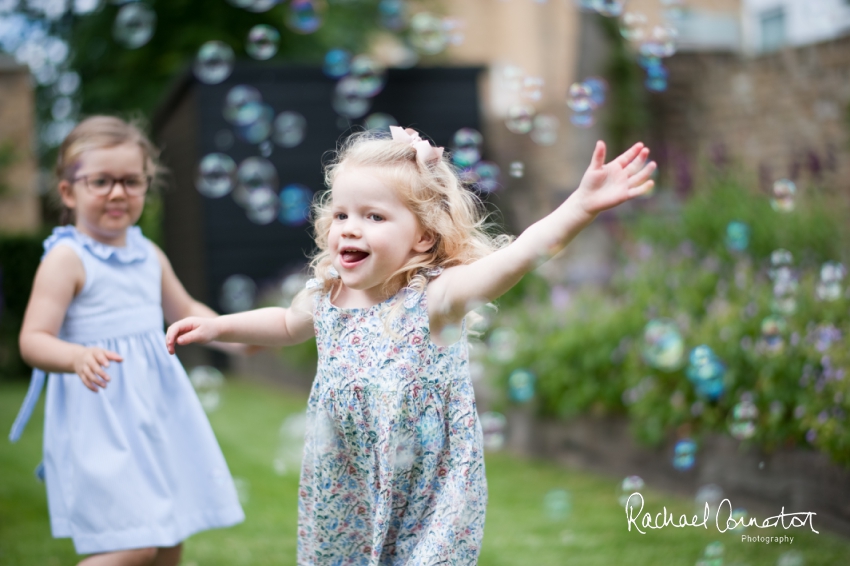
[
  {"x1": 589, "y1": 140, "x2": 607, "y2": 169},
  {"x1": 624, "y1": 148, "x2": 650, "y2": 175},
  {"x1": 629, "y1": 161, "x2": 657, "y2": 186},
  {"x1": 176, "y1": 328, "x2": 203, "y2": 346},
  {"x1": 628, "y1": 180, "x2": 655, "y2": 198},
  {"x1": 613, "y1": 142, "x2": 645, "y2": 167},
  {"x1": 105, "y1": 350, "x2": 123, "y2": 362}
]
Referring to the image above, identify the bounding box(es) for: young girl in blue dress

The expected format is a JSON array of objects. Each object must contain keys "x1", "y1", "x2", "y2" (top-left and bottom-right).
[
  {"x1": 166, "y1": 126, "x2": 655, "y2": 565},
  {"x1": 11, "y1": 116, "x2": 244, "y2": 565}
]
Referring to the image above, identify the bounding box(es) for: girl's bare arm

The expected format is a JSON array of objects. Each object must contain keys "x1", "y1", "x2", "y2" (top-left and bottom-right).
[
  {"x1": 18, "y1": 245, "x2": 122, "y2": 390},
  {"x1": 428, "y1": 141, "x2": 656, "y2": 326},
  {"x1": 165, "y1": 290, "x2": 315, "y2": 354}
]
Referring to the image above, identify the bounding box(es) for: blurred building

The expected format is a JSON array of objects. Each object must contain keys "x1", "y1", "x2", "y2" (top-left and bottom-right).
[
  {"x1": 0, "y1": 54, "x2": 39, "y2": 234},
  {"x1": 742, "y1": 0, "x2": 850, "y2": 54}
]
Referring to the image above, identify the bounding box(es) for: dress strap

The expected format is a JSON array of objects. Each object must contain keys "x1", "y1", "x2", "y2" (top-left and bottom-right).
[{"x1": 8, "y1": 368, "x2": 46, "y2": 442}]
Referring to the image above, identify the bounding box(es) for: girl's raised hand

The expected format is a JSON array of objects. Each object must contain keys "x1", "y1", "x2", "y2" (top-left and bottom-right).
[
  {"x1": 574, "y1": 141, "x2": 656, "y2": 216},
  {"x1": 73, "y1": 347, "x2": 123, "y2": 392},
  {"x1": 165, "y1": 317, "x2": 221, "y2": 355}
]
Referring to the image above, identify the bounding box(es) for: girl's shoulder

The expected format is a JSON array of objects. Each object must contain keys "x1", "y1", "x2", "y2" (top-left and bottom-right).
[{"x1": 42, "y1": 226, "x2": 150, "y2": 265}]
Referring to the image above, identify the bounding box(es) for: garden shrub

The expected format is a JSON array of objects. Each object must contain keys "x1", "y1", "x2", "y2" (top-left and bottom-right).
[
  {"x1": 486, "y1": 176, "x2": 850, "y2": 466},
  {"x1": 0, "y1": 233, "x2": 44, "y2": 380}
]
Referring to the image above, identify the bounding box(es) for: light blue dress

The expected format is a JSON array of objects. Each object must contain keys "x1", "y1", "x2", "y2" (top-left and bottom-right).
[{"x1": 9, "y1": 226, "x2": 244, "y2": 554}]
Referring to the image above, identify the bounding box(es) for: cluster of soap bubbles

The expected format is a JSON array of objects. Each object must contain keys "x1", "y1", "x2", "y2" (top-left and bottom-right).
[
  {"x1": 816, "y1": 261, "x2": 846, "y2": 301},
  {"x1": 327, "y1": 52, "x2": 388, "y2": 121},
  {"x1": 771, "y1": 178, "x2": 797, "y2": 212},
  {"x1": 188, "y1": 365, "x2": 225, "y2": 412},
  {"x1": 769, "y1": 249, "x2": 797, "y2": 315},
  {"x1": 566, "y1": 76, "x2": 607, "y2": 129},
  {"x1": 616, "y1": 3, "x2": 684, "y2": 93},
  {"x1": 498, "y1": 65, "x2": 561, "y2": 145},
  {"x1": 451, "y1": 128, "x2": 504, "y2": 193}
]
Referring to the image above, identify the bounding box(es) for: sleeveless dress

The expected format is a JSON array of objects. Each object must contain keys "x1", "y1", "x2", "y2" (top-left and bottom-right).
[
  {"x1": 298, "y1": 275, "x2": 487, "y2": 566},
  {"x1": 9, "y1": 226, "x2": 244, "y2": 554}
]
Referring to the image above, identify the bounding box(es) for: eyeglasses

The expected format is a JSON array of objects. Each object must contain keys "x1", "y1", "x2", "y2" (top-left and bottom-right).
[{"x1": 72, "y1": 174, "x2": 151, "y2": 196}]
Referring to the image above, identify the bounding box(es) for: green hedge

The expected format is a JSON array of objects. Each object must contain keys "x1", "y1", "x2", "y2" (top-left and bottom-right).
[
  {"x1": 487, "y1": 176, "x2": 850, "y2": 467},
  {"x1": 0, "y1": 233, "x2": 44, "y2": 381}
]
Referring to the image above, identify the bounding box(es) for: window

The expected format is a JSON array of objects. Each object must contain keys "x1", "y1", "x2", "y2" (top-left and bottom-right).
[{"x1": 760, "y1": 7, "x2": 786, "y2": 52}]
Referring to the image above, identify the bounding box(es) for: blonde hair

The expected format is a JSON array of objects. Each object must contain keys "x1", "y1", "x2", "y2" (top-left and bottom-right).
[
  {"x1": 54, "y1": 115, "x2": 162, "y2": 225},
  {"x1": 303, "y1": 129, "x2": 511, "y2": 321}
]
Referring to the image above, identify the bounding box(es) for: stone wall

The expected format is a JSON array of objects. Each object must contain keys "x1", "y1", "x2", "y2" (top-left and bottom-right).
[
  {"x1": 0, "y1": 57, "x2": 39, "y2": 234},
  {"x1": 649, "y1": 35, "x2": 850, "y2": 197}
]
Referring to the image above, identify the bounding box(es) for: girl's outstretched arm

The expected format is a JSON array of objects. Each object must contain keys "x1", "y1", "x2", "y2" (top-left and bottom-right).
[
  {"x1": 165, "y1": 290, "x2": 314, "y2": 354},
  {"x1": 429, "y1": 141, "x2": 655, "y2": 326}
]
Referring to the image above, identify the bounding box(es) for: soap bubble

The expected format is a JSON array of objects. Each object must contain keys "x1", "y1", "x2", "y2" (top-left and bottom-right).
[
  {"x1": 619, "y1": 11, "x2": 648, "y2": 42},
  {"x1": 246, "y1": 186, "x2": 279, "y2": 225},
  {"x1": 509, "y1": 161, "x2": 524, "y2": 178},
  {"x1": 409, "y1": 12, "x2": 448, "y2": 54},
  {"x1": 364, "y1": 112, "x2": 397, "y2": 131},
  {"x1": 816, "y1": 261, "x2": 846, "y2": 301},
  {"x1": 286, "y1": 0, "x2": 325, "y2": 34},
  {"x1": 323, "y1": 48, "x2": 351, "y2": 78},
  {"x1": 567, "y1": 82, "x2": 593, "y2": 113},
  {"x1": 489, "y1": 327, "x2": 519, "y2": 362},
  {"x1": 273, "y1": 412, "x2": 307, "y2": 475},
  {"x1": 279, "y1": 183, "x2": 313, "y2": 226},
  {"x1": 508, "y1": 368, "x2": 535, "y2": 403},
  {"x1": 725, "y1": 221, "x2": 750, "y2": 252},
  {"x1": 272, "y1": 111, "x2": 307, "y2": 148},
  {"x1": 471, "y1": 161, "x2": 500, "y2": 193},
  {"x1": 378, "y1": 0, "x2": 406, "y2": 31},
  {"x1": 771, "y1": 179, "x2": 796, "y2": 212},
  {"x1": 641, "y1": 25, "x2": 677, "y2": 58},
  {"x1": 332, "y1": 77, "x2": 371, "y2": 118},
  {"x1": 777, "y1": 551, "x2": 805, "y2": 566},
  {"x1": 505, "y1": 104, "x2": 534, "y2": 134},
  {"x1": 196, "y1": 153, "x2": 236, "y2": 198},
  {"x1": 758, "y1": 315, "x2": 786, "y2": 355},
  {"x1": 673, "y1": 438, "x2": 696, "y2": 471},
  {"x1": 729, "y1": 396, "x2": 759, "y2": 440},
  {"x1": 349, "y1": 54, "x2": 386, "y2": 97},
  {"x1": 521, "y1": 75, "x2": 544, "y2": 103},
  {"x1": 235, "y1": 157, "x2": 278, "y2": 207},
  {"x1": 235, "y1": 103, "x2": 274, "y2": 144},
  {"x1": 583, "y1": 76, "x2": 608, "y2": 108},
  {"x1": 618, "y1": 475, "x2": 644, "y2": 507},
  {"x1": 570, "y1": 111, "x2": 595, "y2": 128},
  {"x1": 686, "y1": 345, "x2": 726, "y2": 400},
  {"x1": 220, "y1": 274, "x2": 257, "y2": 313},
  {"x1": 246, "y1": 24, "x2": 279, "y2": 60},
  {"x1": 451, "y1": 127, "x2": 483, "y2": 168},
  {"x1": 645, "y1": 63, "x2": 669, "y2": 92},
  {"x1": 641, "y1": 319, "x2": 685, "y2": 371},
  {"x1": 479, "y1": 411, "x2": 506, "y2": 450},
  {"x1": 189, "y1": 366, "x2": 225, "y2": 412},
  {"x1": 695, "y1": 484, "x2": 724, "y2": 521},
  {"x1": 696, "y1": 541, "x2": 724, "y2": 566},
  {"x1": 531, "y1": 114, "x2": 559, "y2": 146},
  {"x1": 543, "y1": 489, "x2": 572, "y2": 520},
  {"x1": 241, "y1": 0, "x2": 278, "y2": 12},
  {"x1": 113, "y1": 3, "x2": 155, "y2": 49},
  {"x1": 223, "y1": 85, "x2": 263, "y2": 125},
  {"x1": 194, "y1": 41, "x2": 234, "y2": 84}
]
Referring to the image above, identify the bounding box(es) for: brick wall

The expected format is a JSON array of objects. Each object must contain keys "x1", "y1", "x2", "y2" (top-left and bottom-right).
[{"x1": 649, "y1": 35, "x2": 850, "y2": 197}]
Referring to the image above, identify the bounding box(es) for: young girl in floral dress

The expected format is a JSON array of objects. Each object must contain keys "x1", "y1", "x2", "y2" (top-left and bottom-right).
[{"x1": 166, "y1": 126, "x2": 655, "y2": 565}]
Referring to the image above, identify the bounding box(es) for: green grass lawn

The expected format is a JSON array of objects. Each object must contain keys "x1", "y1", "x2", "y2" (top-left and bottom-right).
[{"x1": 2, "y1": 378, "x2": 848, "y2": 565}]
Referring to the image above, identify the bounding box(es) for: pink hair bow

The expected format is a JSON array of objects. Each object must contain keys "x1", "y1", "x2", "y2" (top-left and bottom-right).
[{"x1": 390, "y1": 126, "x2": 444, "y2": 165}]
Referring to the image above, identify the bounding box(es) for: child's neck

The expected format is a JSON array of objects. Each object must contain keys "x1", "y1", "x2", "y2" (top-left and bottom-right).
[
  {"x1": 331, "y1": 282, "x2": 397, "y2": 310},
  {"x1": 74, "y1": 223, "x2": 129, "y2": 248}
]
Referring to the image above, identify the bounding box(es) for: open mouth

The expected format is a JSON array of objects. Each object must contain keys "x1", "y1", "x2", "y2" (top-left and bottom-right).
[{"x1": 340, "y1": 249, "x2": 370, "y2": 268}]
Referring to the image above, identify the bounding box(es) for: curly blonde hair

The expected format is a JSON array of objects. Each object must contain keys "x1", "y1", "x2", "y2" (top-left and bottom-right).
[{"x1": 304, "y1": 129, "x2": 511, "y2": 312}]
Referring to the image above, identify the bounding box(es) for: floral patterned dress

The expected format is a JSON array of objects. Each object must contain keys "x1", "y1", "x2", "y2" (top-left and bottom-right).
[{"x1": 298, "y1": 276, "x2": 487, "y2": 566}]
